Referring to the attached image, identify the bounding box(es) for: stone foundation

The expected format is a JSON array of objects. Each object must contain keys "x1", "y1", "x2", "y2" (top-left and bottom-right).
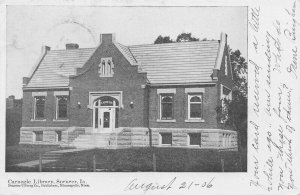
[
  {"x1": 151, "y1": 128, "x2": 237, "y2": 149},
  {"x1": 19, "y1": 126, "x2": 84, "y2": 146},
  {"x1": 103, "y1": 127, "x2": 237, "y2": 149},
  {"x1": 19, "y1": 126, "x2": 237, "y2": 149}
]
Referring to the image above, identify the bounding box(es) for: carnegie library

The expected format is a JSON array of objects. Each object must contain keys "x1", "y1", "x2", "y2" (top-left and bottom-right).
[{"x1": 20, "y1": 33, "x2": 237, "y2": 149}]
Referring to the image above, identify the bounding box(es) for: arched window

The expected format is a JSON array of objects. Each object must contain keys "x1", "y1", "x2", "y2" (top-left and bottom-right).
[
  {"x1": 93, "y1": 96, "x2": 119, "y2": 107},
  {"x1": 108, "y1": 59, "x2": 112, "y2": 75},
  {"x1": 101, "y1": 60, "x2": 105, "y2": 76},
  {"x1": 188, "y1": 94, "x2": 203, "y2": 119},
  {"x1": 160, "y1": 95, "x2": 174, "y2": 120},
  {"x1": 57, "y1": 96, "x2": 68, "y2": 119},
  {"x1": 35, "y1": 96, "x2": 46, "y2": 119},
  {"x1": 99, "y1": 57, "x2": 114, "y2": 77}
]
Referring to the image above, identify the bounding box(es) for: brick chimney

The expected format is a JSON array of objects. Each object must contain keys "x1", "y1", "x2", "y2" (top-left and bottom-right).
[
  {"x1": 7, "y1": 95, "x2": 15, "y2": 109},
  {"x1": 100, "y1": 34, "x2": 116, "y2": 44},
  {"x1": 220, "y1": 32, "x2": 227, "y2": 45},
  {"x1": 66, "y1": 43, "x2": 79, "y2": 50}
]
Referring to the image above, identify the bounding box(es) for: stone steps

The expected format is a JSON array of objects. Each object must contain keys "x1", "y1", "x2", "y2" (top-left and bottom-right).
[
  {"x1": 70, "y1": 133, "x2": 112, "y2": 148},
  {"x1": 69, "y1": 128, "x2": 150, "y2": 149}
]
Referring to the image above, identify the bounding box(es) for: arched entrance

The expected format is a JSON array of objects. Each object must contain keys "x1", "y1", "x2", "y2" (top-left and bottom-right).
[{"x1": 93, "y1": 96, "x2": 119, "y2": 133}]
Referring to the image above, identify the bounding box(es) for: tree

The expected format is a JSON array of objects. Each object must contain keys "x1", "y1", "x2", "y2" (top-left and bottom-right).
[
  {"x1": 154, "y1": 35, "x2": 174, "y2": 44},
  {"x1": 154, "y1": 33, "x2": 200, "y2": 44},
  {"x1": 215, "y1": 48, "x2": 248, "y2": 171},
  {"x1": 176, "y1": 33, "x2": 199, "y2": 42},
  {"x1": 216, "y1": 48, "x2": 248, "y2": 152}
]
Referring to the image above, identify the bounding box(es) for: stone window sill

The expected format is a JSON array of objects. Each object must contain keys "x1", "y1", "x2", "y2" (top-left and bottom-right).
[
  {"x1": 99, "y1": 75, "x2": 113, "y2": 78},
  {"x1": 156, "y1": 119, "x2": 176, "y2": 123},
  {"x1": 160, "y1": 144, "x2": 172, "y2": 147},
  {"x1": 53, "y1": 119, "x2": 69, "y2": 122},
  {"x1": 187, "y1": 145, "x2": 201, "y2": 148},
  {"x1": 31, "y1": 119, "x2": 46, "y2": 122},
  {"x1": 185, "y1": 119, "x2": 205, "y2": 123}
]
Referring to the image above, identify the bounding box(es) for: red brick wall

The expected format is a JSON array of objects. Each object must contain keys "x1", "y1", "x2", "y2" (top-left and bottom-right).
[
  {"x1": 148, "y1": 85, "x2": 219, "y2": 129},
  {"x1": 69, "y1": 43, "x2": 148, "y2": 127},
  {"x1": 21, "y1": 41, "x2": 234, "y2": 130},
  {"x1": 22, "y1": 90, "x2": 70, "y2": 127}
]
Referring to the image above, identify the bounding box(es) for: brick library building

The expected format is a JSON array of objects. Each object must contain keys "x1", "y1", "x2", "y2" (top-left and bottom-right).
[{"x1": 20, "y1": 33, "x2": 237, "y2": 149}]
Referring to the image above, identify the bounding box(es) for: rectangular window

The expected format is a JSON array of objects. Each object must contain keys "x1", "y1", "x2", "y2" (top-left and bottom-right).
[
  {"x1": 56, "y1": 131, "x2": 62, "y2": 142},
  {"x1": 220, "y1": 85, "x2": 232, "y2": 123},
  {"x1": 34, "y1": 96, "x2": 46, "y2": 120},
  {"x1": 160, "y1": 133, "x2": 172, "y2": 145},
  {"x1": 56, "y1": 96, "x2": 68, "y2": 120},
  {"x1": 34, "y1": 131, "x2": 43, "y2": 142},
  {"x1": 221, "y1": 85, "x2": 232, "y2": 101},
  {"x1": 189, "y1": 133, "x2": 201, "y2": 146},
  {"x1": 222, "y1": 86, "x2": 232, "y2": 99},
  {"x1": 160, "y1": 94, "x2": 174, "y2": 120},
  {"x1": 188, "y1": 94, "x2": 203, "y2": 119}
]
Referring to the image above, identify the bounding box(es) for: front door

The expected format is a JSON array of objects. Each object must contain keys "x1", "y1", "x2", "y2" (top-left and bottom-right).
[
  {"x1": 92, "y1": 96, "x2": 119, "y2": 133},
  {"x1": 99, "y1": 107, "x2": 115, "y2": 132}
]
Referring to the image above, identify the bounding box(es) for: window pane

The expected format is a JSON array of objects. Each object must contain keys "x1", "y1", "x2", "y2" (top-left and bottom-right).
[
  {"x1": 35, "y1": 96, "x2": 45, "y2": 119},
  {"x1": 56, "y1": 131, "x2": 62, "y2": 141},
  {"x1": 190, "y1": 96, "x2": 201, "y2": 102},
  {"x1": 223, "y1": 87, "x2": 231, "y2": 96},
  {"x1": 58, "y1": 104, "x2": 67, "y2": 118},
  {"x1": 100, "y1": 96, "x2": 114, "y2": 106},
  {"x1": 95, "y1": 108, "x2": 98, "y2": 128},
  {"x1": 115, "y1": 108, "x2": 119, "y2": 128},
  {"x1": 189, "y1": 133, "x2": 201, "y2": 146},
  {"x1": 36, "y1": 105, "x2": 44, "y2": 118},
  {"x1": 190, "y1": 103, "x2": 202, "y2": 118},
  {"x1": 103, "y1": 112, "x2": 110, "y2": 128},
  {"x1": 102, "y1": 61, "x2": 105, "y2": 75},
  {"x1": 35, "y1": 131, "x2": 43, "y2": 141},
  {"x1": 162, "y1": 103, "x2": 173, "y2": 119},
  {"x1": 161, "y1": 133, "x2": 172, "y2": 145},
  {"x1": 58, "y1": 96, "x2": 68, "y2": 119},
  {"x1": 161, "y1": 95, "x2": 173, "y2": 120},
  {"x1": 162, "y1": 96, "x2": 172, "y2": 103}
]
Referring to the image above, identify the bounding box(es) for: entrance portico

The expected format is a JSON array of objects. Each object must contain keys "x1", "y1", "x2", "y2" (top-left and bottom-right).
[{"x1": 89, "y1": 92, "x2": 122, "y2": 133}]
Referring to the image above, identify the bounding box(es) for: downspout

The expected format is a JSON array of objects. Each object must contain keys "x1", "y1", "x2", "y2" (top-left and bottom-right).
[{"x1": 146, "y1": 85, "x2": 152, "y2": 147}]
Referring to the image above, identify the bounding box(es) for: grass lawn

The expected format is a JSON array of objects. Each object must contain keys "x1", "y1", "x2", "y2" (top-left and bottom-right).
[
  {"x1": 43, "y1": 147, "x2": 245, "y2": 172},
  {"x1": 6, "y1": 145, "x2": 247, "y2": 172}
]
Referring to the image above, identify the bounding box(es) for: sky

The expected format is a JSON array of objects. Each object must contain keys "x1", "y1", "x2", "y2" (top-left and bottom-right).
[{"x1": 6, "y1": 6, "x2": 247, "y2": 98}]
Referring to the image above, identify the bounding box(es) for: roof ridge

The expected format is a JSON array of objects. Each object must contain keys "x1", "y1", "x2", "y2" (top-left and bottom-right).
[
  {"x1": 128, "y1": 40, "x2": 219, "y2": 48},
  {"x1": 48, "y1": 47, "x2": 96, "y2": 52},
  {"x1": 114, "y1": 42, "x2": 138, "y2": 65}
]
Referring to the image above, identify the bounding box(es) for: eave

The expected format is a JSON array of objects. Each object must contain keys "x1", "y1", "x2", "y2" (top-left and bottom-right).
[{"x1": 23, "y1": 86, "x2": 71, "y2": 91}]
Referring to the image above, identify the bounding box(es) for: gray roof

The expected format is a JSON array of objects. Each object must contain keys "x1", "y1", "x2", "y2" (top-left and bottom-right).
[
  {"x1": 26, "y1": 48, "x2": 95, "y2": 88},
  {"x1": 26, "y1": 40, "x2": 221, "y2": 88},
  {"x1": 128, "y1": 41, "x2": 220, "y2": 84}
]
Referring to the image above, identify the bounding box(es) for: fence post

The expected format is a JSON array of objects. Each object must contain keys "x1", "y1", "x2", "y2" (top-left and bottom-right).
[
  {"x1": 153, "y1": 152, "x2": 157, "y2": 172},
  {"x1": 39, "y1": 152, "x2": 42, "y2": 172},
  {"x1": 93, "y1": 154, "x2": 96, "y2": 172},
  {"x1": 220, "y1": 158, "x2": 224, "y2": 172}
]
